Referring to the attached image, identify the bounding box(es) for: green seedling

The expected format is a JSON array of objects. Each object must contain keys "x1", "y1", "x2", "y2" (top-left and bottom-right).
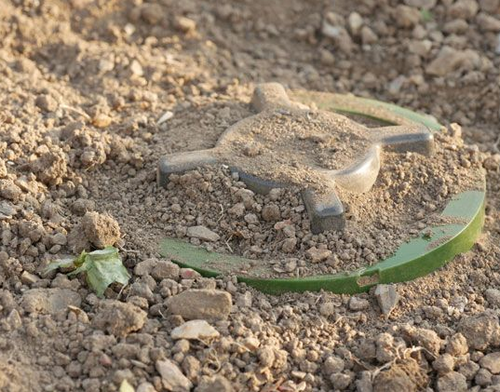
[{"x1": 45, "y1": 247, "x2": 130, "y2": 297}]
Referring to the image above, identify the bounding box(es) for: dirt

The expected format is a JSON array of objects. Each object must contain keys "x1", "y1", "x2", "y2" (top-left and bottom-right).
[{"x1": 1, "y1": 0, "x2": 500, "y2": 391}]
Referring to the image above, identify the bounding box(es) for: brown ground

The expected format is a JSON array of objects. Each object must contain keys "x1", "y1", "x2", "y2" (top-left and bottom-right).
[{"x1": 1, "y1": 0, "x2": 500, "y2": 391}]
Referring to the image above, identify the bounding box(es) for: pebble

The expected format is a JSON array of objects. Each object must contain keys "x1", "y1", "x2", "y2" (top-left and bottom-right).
[
  {"x1": 349, "y1": 296, "x2": 370, "y2": 311},
  {"x1": 93, "y1": 300, "x2": 147, "y2": 337},
  {"x1": 21, "y1": 288, "x2": 81, "y2": 315},
  {"x1": 426, "y1": 47, "x2": 476, "y2": 76},
  {"x1": 187, "y1": 226, "x2": 220, "y2": 242},
  {"x1": 171, "y1": 320, "x2": 220, "y2": 340},
  {"x1": 485, "y1": 288, "x2": 500, "y2": 307},
  {"x1": 0, "y1": 201, "x2": 16, "y2": 220},
  {"x1": 194, "y1": 375, "x2": 233, "y2": 392},
  {"x1": 480, "y1": 352, "x2": 500, "y2": 374},
  {"x1": 433, "y1": 353, "x2": 455, "y2": 375},
  {"x1": 449, "y1": 0, "x2": 479, "y2": 19},
  {"x1": 35, "y1": 94, "x2": 58, "y2": 112},
  {"x1": 166, "y1": 289, "x2": 232, "y2": 321},
  {"x1": 458, "y1": 311, "x2": 500, "y2": 350},
  {"x1": 374, "y1": 284, "x2": 400, "y2": 315},
  {"x1": 446, "y1": 333, "x2": 469, "y2": 356},
  {"x1": 156, "y1": 359, "x2": 193, "y2": 392},
  {"x1": 175, "y1": 16, "x2": 197, "y2": 34},
  {"x1": 436, "y1": 371, "x2": 468, "y2": 392},
  {"x1": 323, "y1": 356, "x2": 345, "y2": 375},
  {"x1": 261, "y1": 204, "x2": 281, "y2": 221},
  {"x1": 306, "y1": 247, "x2": 332, "y2": 263}
]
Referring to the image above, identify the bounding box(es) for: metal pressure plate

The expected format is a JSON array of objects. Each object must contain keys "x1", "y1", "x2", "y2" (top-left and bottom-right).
[{"x1": 158, "y1": 85, "x2": 485, "y2": 294}]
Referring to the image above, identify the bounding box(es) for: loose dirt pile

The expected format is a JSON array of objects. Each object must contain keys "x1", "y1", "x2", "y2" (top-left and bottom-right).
[{"x1": 1, "y1": 1, "x2": 500, "y2": 391}]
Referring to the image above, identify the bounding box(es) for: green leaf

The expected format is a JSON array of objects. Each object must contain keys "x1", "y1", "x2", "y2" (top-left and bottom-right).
[
  {"x1": 421, "y1": 9, "x2": 433, "y2": 23},
  {"x1": 44, "y1": 246, "x2": 130, "y2": 298}
]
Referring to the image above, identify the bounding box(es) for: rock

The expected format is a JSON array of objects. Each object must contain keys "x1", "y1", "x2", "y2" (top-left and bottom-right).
[
  {"x1": 321, "y1": 15, "x2": 353, "y2": 53},
  {"x1": 405, "y1": 0, "x2": 437, "y2": 8},
  {"x1": 134, "y1": 258, "x2": 156, "y2": 276},
  {"x1": 446, "y1": 333, "x2": 469, "y2": 356},
  {"x1": 373, "y1": 358, "x2": 428, "y2": 392},
  {"x1": 480, "y1": 352, "x2": 500, "y2": 374},
  {"x1": 140, "y1": 3, "x2": 163, "y2": 25},
  {"x1": 81, "y1": 212, "x2": 121, "y2": 248},
  {"x1": 486, "y1": 289, "x2": 500, "y2": 307},
  {"x1": 306, "y1": 247, "x2": 332, "y2": 263},
  {"x1": 449, "y1": 0, "x2": 479, "y2": 19},
  {"x1": 187, "y1": 226, "x2": 220, "y2": 242},
  {"x1": 35, "y1": 94, "x2": 58, "y2": 112},
  {"x1": 374, "y1": 284, "x2": 400, "y2": 315},
  {"x1": 458, "y1": 311, "x2": 500, "y2": 350},
  {"x1": 93, "y1": 300, "x2": 147, "y2": 337},
  {"x1": 261, "y1": 204, "x2": 281, "y2": 221},
  {"x1": 281, "y1": 238, "x2": 297, "y2": 253},
  {"x1": 171, "y1": 320, "x2": 220, "y2": 340},
  {"x1": 319, "y1": 302, "x2": 335, "y2": 316},
  {"x1": 426, "y1": 47, "x2": 479, "y2": 76},
  {"x1": 475, "y1": 368, "x2": 492, "y2": 386},
  {"x1": 330, "y1": 372, "x2": 353, "y2": 390},
  {"x1": 436, "y1": 371, "x2": 467, "y2": 392},
  {"x1": 20, "y1": 271, "x2": 39, "y2": 285},
  {"x1": 30, "y1": 150, "x2": 68, "y2": 187},
  {"x1": 361, "y1": 26, "x2": 378, "y2": 45},
  {"x1": 477, "y1": 13, "x2": 500, "y2": 32},
  {"x1": 479, "y1": 0, "x2": 499, "y2": 12},
  {"x1": 194, "y1": 375, "x2": 233, "y2": 392},
  {"x1": 394, "y1": 5, "x2": 420, "y2": 28},
  {"x1": 175, "y1": 16, "x2": 197, "y2": 34},
  {"x1": 0, "y1": 180, "x2": 22, "y2": 202},
  {"x1": 408, "y1": 39, "x2": 432, "y2": 57},
  {"x1": 136, "y1": 382, "x2": 156, "y2": 392},
  {"x1": 156, "y1": 359, "x2": 192, "y2": 392},
  {"x1": 0, "y1": 201, "x2": 15, "y2": 220},
  {"x1": 151, "y1": 260, "x2": 180, "y2": 280},
  {"x1": 347, "y1": 12, "x2": 363, "y2": 35},
  {"x1": 443, "y1": 19, "x2": 469, "y2": 34},
  {"x1": 323, "y1": 356, "x2": 345, "y2": 375},
  {"x1": 21, "y1": 288, "x2": 81, "y2": 315},
  {"x1": 166, "y1": 289, "x2": 232, "y2": 321},
  {"x1": 349, "y1": 296, "x2": 370, "y2": 311},
  {"x1": 458, "y1": 360, "x2": 480, "y2": 380},
  {"x1": 402, "y1": 326, "x2": 442, "y2": 356},
  {"x1": 433, "y1": 354, "x2": 455, "y2": 375}
]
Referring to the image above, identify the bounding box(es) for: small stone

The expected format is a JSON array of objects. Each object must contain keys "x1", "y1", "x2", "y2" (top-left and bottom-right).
[
  {"x1": 140, "y1": 3, "x2": 163, "y2": 25},
  {"x1": 458, "y1": 311, "x2": 500, "y2": 350},
  {"x1": 475, "y1": 368, "x2": 492, "y2": 386},
  {"x1": 403, "y1": 326, "x2": 442, "y2": 356},
  {"x1": 433, "y1": 354, "x2": 455, "y2": 375},
  {"x1": 228, "y1": 203, "x2": 245, "y2": 217},
  {"x1": 81, "y1": 211, "x2": 121, "y2": 248},
  {"x1": 51, "y1": 232, "x2": 67, "y2": 246},
  {"x1": 242, "y1": 337, "x2": 260, "y2": 351},
  {"x1": 156, "y1": 359, "x2": 192, "y2": 392},
  {"x1": 479, "y1": 0, "x2": 499, "y2": 12},
  {"x1": 458, "y1": 360, "x2": 480, "y2": 380},
  {"x1": 485, "y1": 288, "x2": 500, "y2": 307},
  {"x1": 446, "y1": 333, "x2": 469, "y2": 356},
  {"x1": 323, "y1": 356, "x2": 345, "y2": 375},
  {"x1": 281, "y1": 238, "x2": 297, "y2": 253},
  {"x1": 449, "y1": 0, "x2": 479, "y2": 19},
  {"x1": 349, "y1": 296, "x2": 370, "y2": 311},
  {"x1": 426, "y1": 47, "x2": 478, "y2": 76},
  {"x1": 92, "y1": 113, "x2": 112, "y2": 128},
  {"x1": 361, "y1": 26, "x2": 378, "y2": 45},
  {"x1": 348, "y1": 12, "x2": 363, "y2": 35},
  {"x1": 0, "y1": 180, "x2": 22, "y2": 202},
  {"x1": 319, "y1": 302, "x2": 335, "y2": 316},
  {"x1": 394, "y1": 5, "x2": 421, "y2": 28},
  {"x1": 175, "y1": 16, "x2": 196, "y2": 33},
  {"x1": 262, "y1": 204, "x2": 281, "y2": 221},
  {"x1": 194, "y1": 375, "x2": 233, "y2": 392},
  {"x1": 93, "y1": 300, "x2": 147, "y2": 337},
  {"x1": 35, "y1": 94, "x2": 58, "y2": 112},
  {"x1": 0, "y1": 159, "x2": 7, "y2": 177},
  {"x1": 134, "y1": 259, "x2": 156, "y2": 276},
  {"x1": 20, "y1": 271, "x2": 40, "y2": 285},
  {"x1": 187, "y1": 226, "x2": 220, "y2": 242},
  {"x1": 477, "y1": 12, "x2": 500, "y2": 32},
  {"x1": 480, "y1": 352, "x2": 500, "y2": 374},
  {"x1": 171, "y1": 320, "x2": 220, "y2": 340},
  {"x1": 21, "y1": 288, "x2": 81, "y2": 315},
  {"x1": 306, "y1": 247, "x2": 332, "y2": 263},
  {"x1": 166, "y1": 289, "x2": 232, "y2": 321},
  {"x1": 436, "y1": 371, "x2": 467, "y2": 392},
  {"x1": 0, "y1": 201, "x2": 15, "y2": 220},
  {"x1": 374, "y1": 284, "x2": 400, "y2": 315},
  {"x1": 330, "y1": 373, "x2": 352, "y2": 390},
  {"x1": 136, "y1": 382, "x2": 156, "y2": 392},
  {"x1": 152, "y1": 260, "x2": 180, "y2": 280}
]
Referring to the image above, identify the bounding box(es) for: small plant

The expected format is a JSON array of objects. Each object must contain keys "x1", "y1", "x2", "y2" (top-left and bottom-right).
[
  {"x1": 45, "y1": 247, "x2": 130, "y2": 297},
  {"x1": 420, "y1": 9, "x2": 433, "y2": 23}
]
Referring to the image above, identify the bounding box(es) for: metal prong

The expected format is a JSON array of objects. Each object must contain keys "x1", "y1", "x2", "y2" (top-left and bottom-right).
[
  {"x1": 329, "y1": 145, "x2": 381, "y2": 194},
  {"x1": 370, "y1": 124, "x2": 435, "y2": 155},
  {"x1": 157, "y1": 149, "x2": 218, "y2": 187},
  {"x1": 231, "y1": 167, "x2": 284, "y2": 194},
  {"x1": 302, "y1": 189, "x2": 345, "y2": 234}
]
